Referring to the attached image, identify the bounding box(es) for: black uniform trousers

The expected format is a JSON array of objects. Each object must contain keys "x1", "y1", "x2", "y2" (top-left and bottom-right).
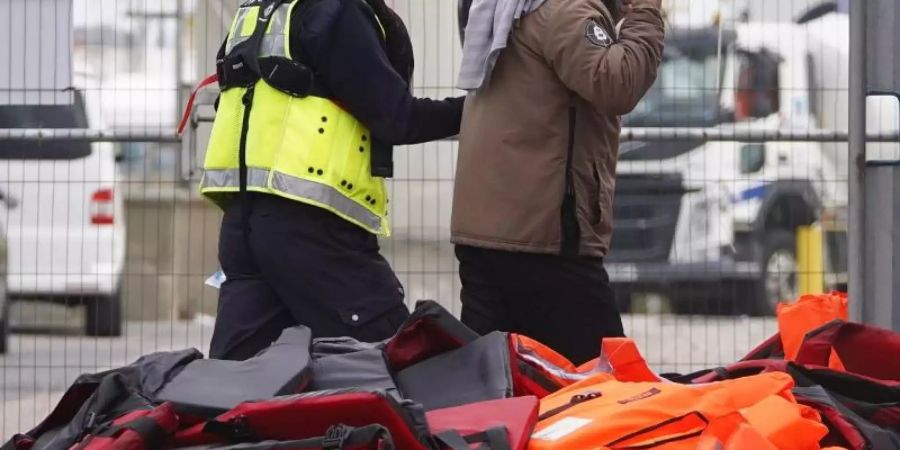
[
  {"x1": 456, "y1": 245, "x2": 625, "y2": 365},
  {"x1": 209, "y1": 193, "x2": 409, "y2": 360}
]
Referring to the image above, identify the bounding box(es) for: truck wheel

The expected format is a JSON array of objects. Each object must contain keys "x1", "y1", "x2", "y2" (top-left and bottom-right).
[
  {"x1": 85, "y1": 292, "x2": 123, "y2": 337},
  {"x1": 745, "y1": 230, "x2": 797, "y2": 316},
  {"x1": 0, "y1": 302, "x2": 8, "y2": 354}
]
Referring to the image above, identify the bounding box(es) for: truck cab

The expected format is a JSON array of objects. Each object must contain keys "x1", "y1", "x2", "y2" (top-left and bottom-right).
[{"x1": 609, "y1": 23, "x2": 839, "y2": 315}]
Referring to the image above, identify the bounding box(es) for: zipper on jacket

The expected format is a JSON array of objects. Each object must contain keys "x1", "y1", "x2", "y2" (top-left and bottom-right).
[
  {"x1": 560, "y1": 105, "x2": 581, "y2": 257},
  {"x1": 238, "y1": 84, "x2": 256, "y2": 243},
  {"x1": 538, "y1": 391, "x2": 603, "y2": 421},
  {"x1": 239, "y1": 85, "x2": 256, "y2": 195}
]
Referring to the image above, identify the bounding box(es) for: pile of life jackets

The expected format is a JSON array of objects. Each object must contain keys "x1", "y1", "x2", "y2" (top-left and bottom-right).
[{"x1": 4, "y1": 294, "x2": 899, "y2": 450}]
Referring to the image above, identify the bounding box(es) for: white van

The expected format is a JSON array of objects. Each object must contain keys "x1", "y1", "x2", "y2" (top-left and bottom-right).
[{"x1": 0, "y1": 89, "x2": 126, "y2": 337}]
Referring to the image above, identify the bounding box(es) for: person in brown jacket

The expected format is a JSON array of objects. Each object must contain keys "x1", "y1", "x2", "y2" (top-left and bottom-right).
[{"x1": 452, "y1": 0, "x2": 665, "y2": 364}]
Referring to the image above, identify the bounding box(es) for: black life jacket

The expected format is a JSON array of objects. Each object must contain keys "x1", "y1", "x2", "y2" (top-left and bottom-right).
[{"x1": 217, "y1": 0, "x2": 415, "y2": 178}]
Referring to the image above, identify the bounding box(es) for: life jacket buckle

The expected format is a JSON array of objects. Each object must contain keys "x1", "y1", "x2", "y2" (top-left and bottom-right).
[
  {"x1": 203, "y1": 416, "x2": 256, "y2": 442},
  {"x1": 323, "y1": 424, "x2": 353, "y2": 449},
  {"x1": 218, "y1": 54, "x2": 259, "y2": 89},
  {"x1": 259, "y1": 58, "x2": 317, "y2": 98}
]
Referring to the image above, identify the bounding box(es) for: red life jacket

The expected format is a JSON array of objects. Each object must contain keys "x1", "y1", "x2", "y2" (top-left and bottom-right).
[
  {"x1": 174, "y1": 389, "x2": 537, "y2": 450},
  {"x1": 426, "y1": 397, "x2": 538, "y2": 450},
  {"x1": 671, "y1": 322, "x2": 900, "y2": 450},
  {"x1": 69, "y1": 403, "x2": 179, "y2": 450}
]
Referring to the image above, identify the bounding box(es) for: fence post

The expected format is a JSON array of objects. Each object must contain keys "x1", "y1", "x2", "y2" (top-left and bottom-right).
[
  {"x1": 863, "y1": 162, "x2": 900, "y2": 331},
  {"x1": 847, "y1": 0, "x2": 867, "y2": 321}
]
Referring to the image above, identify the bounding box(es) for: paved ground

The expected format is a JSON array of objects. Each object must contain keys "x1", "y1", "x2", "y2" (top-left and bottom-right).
[
  {"x1": 0, "y1": 318, "x2": 215, "y2": 437},
  {"x1": 0, "y1": 311, "x2": 777, "y2": 438}
]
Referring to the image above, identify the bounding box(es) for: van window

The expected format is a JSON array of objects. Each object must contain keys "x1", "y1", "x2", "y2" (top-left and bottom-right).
[{"x1": 0, "y1": 92, "x2": 92, "y2": 160}]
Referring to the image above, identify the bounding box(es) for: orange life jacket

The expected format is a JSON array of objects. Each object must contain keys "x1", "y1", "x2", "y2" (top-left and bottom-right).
[
  {"x1": 597, "y1": 337, "x2": 661, "y2": 383},
  {"x1": 777, "y1": 292, "x2": 848, "y2": 371},
  {"x1": 511, "y1": 335, "x2": 660, "y2": 394},
  {"x1": 696, "y1": 412, "x2": 778, "y2": 450},
  {"x1": 529, "y1": 372, "x2": 828, "y2": 450}
]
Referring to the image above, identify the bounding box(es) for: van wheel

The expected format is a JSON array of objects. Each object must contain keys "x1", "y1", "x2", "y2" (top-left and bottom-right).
[
  {"x1": 743, "y1": 230, "x2": 797, "y2": 316},
  {"x1": 85, "y1": 292, "x2": 123, "y2": 337}
]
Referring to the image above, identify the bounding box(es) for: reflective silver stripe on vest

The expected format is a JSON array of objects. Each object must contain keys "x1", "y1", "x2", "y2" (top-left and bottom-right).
[
  {"x1": 271, "y1": 172, "x2": 382, "y2": 232},
  {"x1": 259, "y1": 4, "x2": 290, "y2": 57},
  {"x1": 225, "y1": 7, "x2": 254, "y2": 54},
  {"x1": 226, "y1": 4, "x2": 291, "y2": 58},
  {"x1": 201, "y1": 167, "x2": 269, "y2": 190},
  {"x1": 202, "y1": 168, "x2": 382, "y2": 232}
]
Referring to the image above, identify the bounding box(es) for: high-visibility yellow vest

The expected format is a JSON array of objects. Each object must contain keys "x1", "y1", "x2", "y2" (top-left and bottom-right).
[{"x1": 201, "y1": 0, "x2": 390, "y2": 236}]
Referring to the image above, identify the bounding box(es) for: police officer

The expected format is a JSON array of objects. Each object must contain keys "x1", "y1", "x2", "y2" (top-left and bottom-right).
[
  {"x1": 203, "y1": 0, "x2": 463, "y2": 360},
  {"x1": 452, "y1": 0, "x2": 664, "y2": 364}
]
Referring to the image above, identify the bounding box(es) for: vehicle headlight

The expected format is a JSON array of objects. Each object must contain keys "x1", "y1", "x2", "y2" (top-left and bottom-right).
[
  {"x1": 690, "y1": 198, "x2": 711, "y2": 238},
  {"x1": 673, "y1": 185, "x2": 734, "y2": 262}
]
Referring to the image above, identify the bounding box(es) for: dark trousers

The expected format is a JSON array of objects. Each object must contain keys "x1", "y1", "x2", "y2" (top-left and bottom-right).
[
  {"x1": 209, "y1": 193, "x2": 409, "y2": 361},
  {"x1": 456, "y1": 245, "x2": 625, "y2": 365}
]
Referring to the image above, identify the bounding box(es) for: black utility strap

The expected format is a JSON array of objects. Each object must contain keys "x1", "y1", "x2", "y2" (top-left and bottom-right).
[
  {"x1": 434, "y1": 430, "x2": 469, "y2": 450},
  {"x1": 233, "y1": 0, "x2": 286, "y2": 245},
  {"x1": 204, "y1": 419, "x2": 258, "y2": 443},
  {"x1": 1, "y1": 435, "x2": 30, "y2": 450},
  {"x1": 203, "y1": 424, "x2": 394, "y2": 450},
  {"x1": 234, "y1": 0, "x2": 289, "y2": 79},
  {"x1": 435, "y1": 427, "x2": 511, "y2": 450},
  {"x1": 516, "y1": 360, "x2": 563, "y2": 394},
  {"x1": 713, "y1": 367, "x2": 730, "y2": 380}
]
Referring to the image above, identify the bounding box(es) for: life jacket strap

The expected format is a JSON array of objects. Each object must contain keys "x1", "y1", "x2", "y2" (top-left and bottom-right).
[
  {"x1": 435, "y1": 426, "x2": 511, "y2": 450},
  {"x1": 201, "y1": 422, "x2": 395, "y2": 450}
]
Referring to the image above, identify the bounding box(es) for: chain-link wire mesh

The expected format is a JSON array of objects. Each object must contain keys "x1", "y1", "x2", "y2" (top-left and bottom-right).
[{"x1": 0, "y1": 0, "x2": 892, "y2": 437}]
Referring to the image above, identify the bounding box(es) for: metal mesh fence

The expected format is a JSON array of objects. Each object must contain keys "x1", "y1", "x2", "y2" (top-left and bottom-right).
[{"x1": 0, "y1": 0, "x2": 891, "y2": 437}]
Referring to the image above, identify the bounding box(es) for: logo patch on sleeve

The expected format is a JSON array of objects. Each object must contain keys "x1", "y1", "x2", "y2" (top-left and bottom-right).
[{"x1": 585, "y1": 19, "x2": 613, "y2": 47}]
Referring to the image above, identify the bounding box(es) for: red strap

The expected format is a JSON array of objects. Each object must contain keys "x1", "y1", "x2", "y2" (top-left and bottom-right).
[{"x1": 177, "y1": 73, "x2": 219, "y2": 136}]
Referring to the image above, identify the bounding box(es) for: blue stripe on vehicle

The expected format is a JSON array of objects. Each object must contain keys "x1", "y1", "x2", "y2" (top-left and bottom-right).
[{"x1": 736, "y1": 184, "x2": 769, "y2": 202}]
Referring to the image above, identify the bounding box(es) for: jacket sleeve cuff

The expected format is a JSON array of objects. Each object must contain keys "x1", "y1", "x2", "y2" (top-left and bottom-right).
[
  {"x1": 624, "y1": 1, "x2": 665, "y2": 26},
  {"x1": 628, "y1": 0, "x2": 662, "y2": 11}
]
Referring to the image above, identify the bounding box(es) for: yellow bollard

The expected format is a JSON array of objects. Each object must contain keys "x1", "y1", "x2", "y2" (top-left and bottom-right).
[{"x1": 797, "y1": 224, "x2": 825, "y2": 295}]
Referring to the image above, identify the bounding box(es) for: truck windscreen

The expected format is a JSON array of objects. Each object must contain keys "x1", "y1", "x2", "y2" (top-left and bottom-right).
[{"x1": 623, "y1": 28, "x2": 731, "y2": 129}]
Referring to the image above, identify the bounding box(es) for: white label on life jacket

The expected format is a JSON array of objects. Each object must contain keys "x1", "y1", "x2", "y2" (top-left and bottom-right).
[{"x1": 531, "y1": 417, "x2": 592, "y2": 441}]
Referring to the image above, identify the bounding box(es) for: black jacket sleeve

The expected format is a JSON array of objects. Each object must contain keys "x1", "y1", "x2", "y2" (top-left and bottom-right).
[{"x1": 293, "y1": 0, "x2": 464, "y2": 145}]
